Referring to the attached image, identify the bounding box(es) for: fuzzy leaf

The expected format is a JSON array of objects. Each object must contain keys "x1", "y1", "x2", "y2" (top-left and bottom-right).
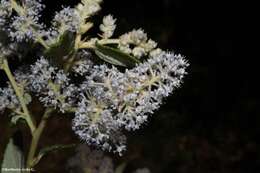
[
  {"x1": 95, "y1": 43, "x2": 141, "y2": 67},
  {"x1": 1, "y1": 138, "x2": 23, "y2": 172}
]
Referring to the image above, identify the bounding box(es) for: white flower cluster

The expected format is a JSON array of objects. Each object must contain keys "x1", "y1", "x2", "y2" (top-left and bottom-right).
[
  {"x1": 0, "y1": 85, "x2": 19, "y2": 112},
  {"x1": 0, "y1": 0, "x2": 12, "y2": 26},
  {"x1": 1, "y1": 0, "x2": 103, "y2": 44},
  {"x1": 52, "y1": 7, "x2": 81, "y2": 34},
  {"x1": 75, "y1": 0, "x2": 103, "y2": 34},
  {"x1": 8, "y1": 0, "x2": 45, "y2": 42},
  {"x1": 28, "y1": 57, "x2": 78, "y2": 112},
  {"x1": 0, "y1": 68, "x2": 32, "y2": 113},
  {"x1": 119, "y1": 29, "x2": 162, "y2": 58},
  {"x1": 72, "y1": 52, "x2": 188, "y2": 154},
  {"x1": 72, "y1": 50, "x2": 94, "y2": 76},
  {"x1": 99, "y1": 15, "x2": 116, "y2": 39},
  {"x1": 72, "y1": 93, "x2": 127, "y2": 155}
]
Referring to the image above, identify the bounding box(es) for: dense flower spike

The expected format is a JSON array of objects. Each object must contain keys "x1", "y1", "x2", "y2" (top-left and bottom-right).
[{"x1": 72, "y1": 52, "x2": 188, "y2": 153}]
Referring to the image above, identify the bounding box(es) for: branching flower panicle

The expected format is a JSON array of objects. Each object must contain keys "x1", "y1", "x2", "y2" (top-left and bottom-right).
[{"x1": 0, "y1": 0, "x2": 189, "y2": 167}]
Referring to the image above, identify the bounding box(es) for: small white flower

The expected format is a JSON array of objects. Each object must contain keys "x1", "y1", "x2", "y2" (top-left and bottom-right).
[
  {"x1": 143, "y1": 39, "x2": 157, "y2": 51},
  {"x1": 77, "y1": 0, "x2": 102, "y2": 19},
  {"x1": 130, "y1": 29, "x2": 147, "y2": 44}
]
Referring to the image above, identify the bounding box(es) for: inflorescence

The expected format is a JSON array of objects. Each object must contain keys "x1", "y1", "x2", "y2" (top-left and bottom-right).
[{"x1": 0, "y1": 0, "x2": 189, "y2": 156}]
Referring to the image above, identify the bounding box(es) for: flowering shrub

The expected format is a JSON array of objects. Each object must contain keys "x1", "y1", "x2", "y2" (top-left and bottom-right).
[{"x1": 0, "y1": 0, "x2": 188, "y2": 171}]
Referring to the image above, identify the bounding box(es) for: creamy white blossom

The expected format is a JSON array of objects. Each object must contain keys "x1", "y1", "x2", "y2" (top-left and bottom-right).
[
  {"x1": 119, "y1": 29, "x2": 159, "y2": 58},
  {"x1": 100, "y1": 15, "x2": 116, "y2": 38},
  {"x1": 76, "y1": 0, "x2": 102, "y2": 21}
]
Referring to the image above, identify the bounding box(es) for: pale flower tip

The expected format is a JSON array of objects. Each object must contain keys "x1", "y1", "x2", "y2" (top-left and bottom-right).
[{"x1": 100, "y1": 14, "x2": 117, "y2": 38}]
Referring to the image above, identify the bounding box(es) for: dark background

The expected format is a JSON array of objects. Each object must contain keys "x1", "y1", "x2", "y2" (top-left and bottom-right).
[{"x1": 1, "y1": 0, "x2": 258, "y2": 173}]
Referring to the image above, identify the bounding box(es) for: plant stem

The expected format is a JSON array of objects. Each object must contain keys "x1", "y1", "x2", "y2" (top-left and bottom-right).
[
  {"x1": 36, "y1": 36, "x2": 49, "y2": 49},
  {"x1": 26, "y1": 108, "x2": 54, "y2": 168},
  {"x1": 79, "y1": 38, "x2": 120, "y2": 49},
  {"x1": 2, "y1": 59, "x2": 36, "y2": 133},
  {"x1": 99, "y1": 39, "x2": 120, "y2": 45}
]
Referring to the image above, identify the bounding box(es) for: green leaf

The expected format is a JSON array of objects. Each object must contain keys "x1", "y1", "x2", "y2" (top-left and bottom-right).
[
  {"x1": 44, "y1": 31, "x2": 76, "y2": 67},
  {"x1": 1, "y1": 138, "x2": 23, "y2": 172},
  {"x1": 95, "y1": 43, "x2": 141, "y2": 67},
  {"x1": 31, "y1": 144, "x2": 76, "y2": 167},
  {"x1": 115, "y1": 162, "x2": 127, "y2": 173}
]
